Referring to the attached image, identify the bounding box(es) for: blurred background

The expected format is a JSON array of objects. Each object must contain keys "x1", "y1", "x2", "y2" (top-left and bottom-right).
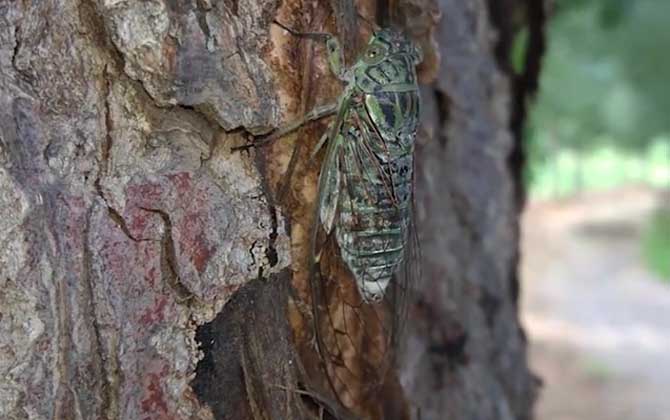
[{"x1": 521, "y1": 0, "x2": 670, "y2": 419}]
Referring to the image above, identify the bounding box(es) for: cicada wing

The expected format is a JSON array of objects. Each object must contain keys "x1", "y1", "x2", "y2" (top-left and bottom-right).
[
  {"x1": 308, "y1": 116, "x2": 418, "y2": 417},
  {"x1": 388, "y1": 188, "x2": 421, "y2": 353},
  {"x1": 308, "y1": 126, "x2": 355, "y2": 406},
  {"x1": 354, "y1": 123, "x2": 419, "y2": 373},
  {"x1": 318, "y1": 136, "x2": 341, "y2": 237}
]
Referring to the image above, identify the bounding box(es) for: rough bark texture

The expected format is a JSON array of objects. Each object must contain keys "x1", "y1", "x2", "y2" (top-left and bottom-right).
[
  {"x1": 0, "y1": 0, "x2": 542, "y2": 419},
  {"x1": 403, "y1": 0, "x2": 544, "y2": 418}
]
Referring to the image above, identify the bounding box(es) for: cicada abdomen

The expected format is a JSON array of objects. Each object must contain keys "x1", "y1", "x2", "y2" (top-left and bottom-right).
[{"x1": 337, "y1": 76, "x2": 419, "y2": 303}]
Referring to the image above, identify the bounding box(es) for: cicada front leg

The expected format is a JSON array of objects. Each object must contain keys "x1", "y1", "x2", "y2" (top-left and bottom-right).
[
  {"x1": 230, "y1": 20, "x2": 349, "y2": 154},
  {"x1": 324, "y1": 36, "x2": 346, "y2": 80},
  {"x1": 231, "y1": 103, "x2": 338, "y2": 153},
  {"x1": 272, "y1": 20, "x2": 347, "y2": 81}
]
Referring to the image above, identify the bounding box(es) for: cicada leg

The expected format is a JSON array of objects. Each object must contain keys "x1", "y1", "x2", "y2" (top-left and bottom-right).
[
  {"x1": 274, "y1": 112, "x2": 336, "y2": 203},
  {"x1": 231, "y1": 103, "x2": 338, "y2": 153},
  {"x1": 311, "y1": 127, "x2": 331, "y2": 159},
  {"x1": 273, "y1": 20, "x2": 347, "y2": 80}
]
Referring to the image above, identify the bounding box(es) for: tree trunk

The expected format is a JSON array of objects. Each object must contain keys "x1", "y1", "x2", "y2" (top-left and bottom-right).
[{"x1": 0, "y1": 0, "x2": 542, "y2": 419}]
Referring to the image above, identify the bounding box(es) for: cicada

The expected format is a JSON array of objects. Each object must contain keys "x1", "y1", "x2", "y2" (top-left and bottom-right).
[{"x1": 247, "y1": 21, "x2": 422, "y2": 413}]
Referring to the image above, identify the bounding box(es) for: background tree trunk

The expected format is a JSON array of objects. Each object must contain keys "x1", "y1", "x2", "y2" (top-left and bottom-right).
[{"x1": 0, "y1": 0, "x2": 543, "y2": 419}]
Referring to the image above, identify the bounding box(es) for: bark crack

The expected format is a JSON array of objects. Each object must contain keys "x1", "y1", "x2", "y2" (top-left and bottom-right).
[
  {"x1": 48, "y1": 203, "x2": 76, "y2": 419},
  {"x1": 83, "y1": 0, "x2": 249, "y2": 135},
  {"x1": 101, "y1": 65, "x2": 113, "y2": 175},
  {"x1": 79, "y1": 0, "x2": 125, "y2": 72},
  {"x1": 106, "y1": 204, "x2": 144, "y2": 242},
  {"x1": 194, "y1": 0, "x2": 212, "y2": 40},
  {"x1": 266, "y1": 205, "x2": 279, "y2": 268},
  {"x1": 93, "y1": 65, "x2": 156, "y2": 244},
  {"x1": 83, "y1": 207, "x2": 119, "y2": 418},
  {"x1": 433, "y1": 88, "x2": 451, "y2": 147},
  {"x1": 11, "y1": 22, "x2": 21, "y2": 70},
  {"x1": 248, "y1": 240, "x2": 261, "y2": 278},
  {"x1": 139, "y1": 207, "x2": 194, "y2": 302}
]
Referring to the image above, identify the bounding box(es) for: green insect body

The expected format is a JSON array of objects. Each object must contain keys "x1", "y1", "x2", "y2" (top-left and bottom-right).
[
  {"x1": 315, "y1": 29, "x2": 422, "y2": 303},
  {"x1": 255, "y1": 21, "x2": 423, "y2": 409}
]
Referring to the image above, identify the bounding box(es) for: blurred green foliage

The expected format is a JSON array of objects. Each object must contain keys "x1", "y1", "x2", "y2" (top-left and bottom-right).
[
  {"x1": 528, "y1": 0, "x2": 670, "y2": 172},
  {"x1": 527, "y1": 1, "x2": 670, "y2": 280},
  {"x1": 530, "y1": 0, "x2": 670, "y2": 152},
  {"x1": 529, "y1": 138, "x2": 669, "y2": 198},
  {"x1": 641, "y1": 206, "x2": 670, "y2": 281}
]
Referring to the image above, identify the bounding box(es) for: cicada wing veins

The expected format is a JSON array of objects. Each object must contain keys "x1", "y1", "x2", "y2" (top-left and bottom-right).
[
  {"x1": 311, "y1": 235, "x2": 397, "y2": 413},
  {"x1": 308, "y1": 111, "x2": 418, "y2": 415}
]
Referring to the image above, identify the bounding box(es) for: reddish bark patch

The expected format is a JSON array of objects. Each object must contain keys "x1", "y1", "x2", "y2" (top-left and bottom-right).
[
  {"x1": 138, "y1": 296, "x2": 169, "y2": 326},
  {"x1": 191, "y1": 240, "x2": 214, "y2": 273},
  {"x1": 140, "y1": 365, "x2": 170, "y2": 416},
  {"x1": 127, "y1": 182, "x2": 164, "y2": 207},
  {"x1": 145, "y1": 266, "x2": 158, "y2": 287},
  {"x1": 167, "y1": 172, "x2": 192, "y2": 194},
  {"x1": 125, "y1": 172, "x2": 218, "y2": 277},
  {"x1": 179, "y1": 209, "x2": 215, "y2": 274}
]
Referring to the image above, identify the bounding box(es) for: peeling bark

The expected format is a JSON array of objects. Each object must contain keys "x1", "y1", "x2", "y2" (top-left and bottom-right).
[{"x1": 0, "y1": 0, "x2": 541, "y2": 419}]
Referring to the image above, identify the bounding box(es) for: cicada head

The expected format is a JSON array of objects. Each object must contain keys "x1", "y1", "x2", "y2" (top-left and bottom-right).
[
  {"x1": 354, "y1": 29, "x2": 422, "y2": 92},
  {"x1": 364, "y1": 29, "x2": 423, "y2": 66}
]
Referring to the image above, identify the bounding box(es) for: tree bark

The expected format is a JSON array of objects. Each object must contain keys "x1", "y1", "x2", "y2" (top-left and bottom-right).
[{"x1": 0, "y1": 0, "x2": 542, "y2": 419}]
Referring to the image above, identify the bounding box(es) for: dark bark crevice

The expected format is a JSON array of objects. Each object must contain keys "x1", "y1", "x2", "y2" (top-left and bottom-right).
[
  {"x1": 81, "y1": 0, "x2": 239, "y2": 134},
  {"x1": 417, "y1": 298, "x2": 469, "y2": 373},
  {"x1": 485, "y1": 0, "x2": 547, "y2": 209},
  {"x1": 478, "y1": 287, "x2": 502, "y2": 329},
  {"x1": 100, "y1": 66, "x2": 113, "y2": 176},
  {"x1": 192, "y1": 272, "x2": 320, "y2": 420},
  {"x1": 485, "y1": 0, "x2": 547, "y2": 313},
  {"x1": 11, "y1": 21, "x2": 22, "y2": 71},
  {"x1": 140, "y1": 207, "x2": 195, "y2": 302},
  {"x1": 483, "y1": 4, "x2": 547, "y2": 418},
  {"x1": 81, "y1": 207, "x2": 111, "y2": 418},
  {"x1": 78, "y1": 0, "x2": 125, "y2": 73},
  {"x1": 433, "y1": 88, "x2": 451, "y2": 147},
  {"x1": 253, "y1": 146, "x2": 282, "y2": 277},
  {"x1": 104, "y1": 204, "x2": 142, "y2": 243},
  {"x1": 509, "y1": 0, "x2": 547, "y2": 208}
]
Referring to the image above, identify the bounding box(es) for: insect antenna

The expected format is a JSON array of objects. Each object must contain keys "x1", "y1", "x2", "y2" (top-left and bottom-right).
[
  {"x1": 356, "y1": 12, "x2": 381, "y2": 33},
  {"x1": 273, "y1": 20, "x2": 332, "y2": 41}
]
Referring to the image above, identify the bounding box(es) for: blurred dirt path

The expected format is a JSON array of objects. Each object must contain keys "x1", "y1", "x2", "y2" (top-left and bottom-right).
[{"x1": 521, "y1": 187, "x2": 670, "y2": 420}]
